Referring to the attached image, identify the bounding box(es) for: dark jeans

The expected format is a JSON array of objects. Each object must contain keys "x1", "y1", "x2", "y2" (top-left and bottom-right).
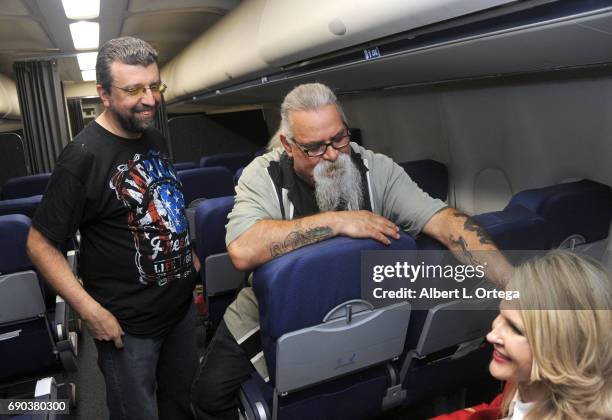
[
  {"x1": 191, "y1": 321, "x2": 254, "y2": 420},
  {"x1": 95, "y1": 303, "x2": 198, "y2": 420}
]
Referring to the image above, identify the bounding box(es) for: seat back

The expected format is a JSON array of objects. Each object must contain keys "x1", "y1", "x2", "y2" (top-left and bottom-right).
[
  {"x1": 246, "y1": 233, "x2": 416, "y2": 419},
  {"x1": 0, "y1": 215, "x2": 76, "y2": 383},
  {"x1": 194, "y1": 196, "x2": 243, "y2": 327},
  {"x1": 0, "y1": 214, "x2": 34, "y2": 274},
  {"x1": 1, "y1": 173, "x2": 51, "y2": 200},
  {"x1": 507, "y1": 179, "x2": 612, "y2": 249},
  {"x1": 253, "y1": 233, "x2": 417, "y2": 384},
  {"x1": 199, "y1": 152, "x2": 255, "y2": 174},
  {"x1": 399, "y1": 160, "x2": 449, "y2": 201},
  {"x1": 178, "y1": 167, "x2": 235, "y2": 206}
]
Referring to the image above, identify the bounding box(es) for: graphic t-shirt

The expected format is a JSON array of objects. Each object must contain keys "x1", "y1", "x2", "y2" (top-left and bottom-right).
[{"x1": 33, "y1": 121, "x2": 195, "y2": 337}]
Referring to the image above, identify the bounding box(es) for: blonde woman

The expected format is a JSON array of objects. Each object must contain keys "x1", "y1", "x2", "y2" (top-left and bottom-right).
[{"x1": 434, "y1": 250, "x2": 611, "y2": 419}]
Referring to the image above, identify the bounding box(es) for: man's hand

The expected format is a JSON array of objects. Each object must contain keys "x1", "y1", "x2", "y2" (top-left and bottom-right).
[
  {"x1": 82, "y1": 303, "x2": 125, "y2": 349},
  {"x1": 333, "y1": 210, "x2": 400, "y2": 245},
  {"x1": 228, "y1": 210, "x2": 401, "y2": 272}
]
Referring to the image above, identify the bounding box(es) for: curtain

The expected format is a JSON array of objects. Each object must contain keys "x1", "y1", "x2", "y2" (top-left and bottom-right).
[
  {"x1": 154, "y1": 93, "x2": 173, "y2": 160},
  {"x1": 67, "y1": 98, "x2": 85, "y2": 138},
  {"x1": 13, "y1": 59, "x2": 70, "y2": 173}
]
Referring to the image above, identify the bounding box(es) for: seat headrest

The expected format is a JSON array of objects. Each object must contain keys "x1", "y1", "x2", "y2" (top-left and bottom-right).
[
  {"x1": 1, "y1": 173, "x2": 51, "y2": 200},
  {"x1": 177, "y1": 167, "x2": 235, "y2": 205},
  {"x1": 398, "y1": 160, "x2": 448, "y2": 201},
  {"x1": 199, "y1": 152, "x2": 255, "y2": 174},
  {"x1": 194, "y1": 195, "x2": 235, "y2": 259},
  {"x1": 473, "y1": 205, "x2": 554, "y2": 250},
  {"x1": 506, "y1": 180, "x2": 612, "y2": 245},
  {"x1": 0, "y1": 214, "x2": 33, "y2": 274},
  {"x1": 0, "y1": 195, "x2": 43, "y2": 218},
  {"x1": 173, "y1": 161, "x2": 198, "y2": 171}
]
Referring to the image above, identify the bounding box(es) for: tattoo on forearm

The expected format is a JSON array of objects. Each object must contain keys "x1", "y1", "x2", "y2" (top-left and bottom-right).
[
  {"x1": 449, "y1": 234, "x2": 483, "y2": 267},
  {"x1": 269, "y1": 226, "x2": 333, "y2": 258},
  {"x1": 453, "y1": 211, "x2": 494, "y2": 245}
]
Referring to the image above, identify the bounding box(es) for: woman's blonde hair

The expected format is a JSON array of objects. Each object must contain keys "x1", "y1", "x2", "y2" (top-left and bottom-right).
[{"x1": 502, "y1": 250, "x2": 612, "y2": 419}]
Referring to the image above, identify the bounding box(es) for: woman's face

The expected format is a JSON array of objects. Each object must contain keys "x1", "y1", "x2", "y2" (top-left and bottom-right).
[{"x1": 486, "y1": 307, "x2": 534, "y2": 384}]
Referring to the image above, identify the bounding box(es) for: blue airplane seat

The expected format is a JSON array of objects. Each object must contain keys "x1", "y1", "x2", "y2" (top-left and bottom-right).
[
  {"x1": 173, "y1": 161, "x2": 198, "y2": 171},
  {"x1": 0, "y1": 215, "x2": 78, "y2": 386},
  {"x1": 506, "y1": 179, "x2": 612, "y2": 248},
  {"x1": 1, "y1": 173, "x2": 51, "y2": 200},
  {"x1": 240, "y1": 233, "x2": 416, "y2": 419},
  {"x1": 234, "y1": 167, "x2": 244, "y2": 184},
  {"x1": 399, "y1": 160, "x2": 449, "y2": 201},
  {"x1": 179, "y1": 167, "x2": 235, "y2": 241},
  {"x1": 472, "y1": 204, "x2": 554, "y2": 251},
  {"x1": 0, "y1": 195, "x2": 42, "y2": 218},
  {"x1": 199, "y1": 151, "x2": 255, "y2": 175},
  {"x1": 194, "y1": 196, "x2": 243, "y2": 329},
  {"x1": 178, "y1": 167, "x2": 235, "y2": 206}
]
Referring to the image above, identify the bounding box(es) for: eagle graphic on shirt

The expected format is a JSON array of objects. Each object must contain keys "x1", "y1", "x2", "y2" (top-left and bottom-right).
[{"x1": 109, "y1": 151, "x2": 192, "y2": 286}]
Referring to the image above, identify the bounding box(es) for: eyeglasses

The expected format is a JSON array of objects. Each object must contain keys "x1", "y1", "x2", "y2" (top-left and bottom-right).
[
  {"x1": 112, "y1": 82, "x2": 167, "y2": 97},
  {"x1": 291, "y1": 127, "x2": 351, "y2": 157}
]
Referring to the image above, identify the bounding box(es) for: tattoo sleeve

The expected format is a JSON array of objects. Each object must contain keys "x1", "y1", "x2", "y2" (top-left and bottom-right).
[
  {"x1": 269, "y1": 226, "x2": 333, "y2": 258},
  {"x1": 447, "y1": 211, "x2": 495, "y2": 266},
  {"x1": 453, "y1": 211, "x2": 494, "y2": 245}
]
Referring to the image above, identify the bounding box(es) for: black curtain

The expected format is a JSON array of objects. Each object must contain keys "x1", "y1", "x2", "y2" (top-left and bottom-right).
[
  {"x1": 154, "y1": 94, "x2": 173, "y2": 160},
  {"x1": 67, "y1": 98, "x2": 85, "y2": 138},
  {"x1": 14, "y1": 59, "x2": 70, "y2": 173}
]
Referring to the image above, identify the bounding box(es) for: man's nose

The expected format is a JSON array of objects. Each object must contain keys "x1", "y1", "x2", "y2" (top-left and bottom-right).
[
  {"x1": 322, "y1": 143, "x2": 339, "y2": 161},
  {"x1": 140, "y1": 89, "x2": 157, "y2": 107}
]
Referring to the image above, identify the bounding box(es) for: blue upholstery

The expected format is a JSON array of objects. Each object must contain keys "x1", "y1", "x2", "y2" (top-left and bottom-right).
[
  {"x1": 0, "y1": 215, "x2": 77, "y2": 385},
  {"x1": 194, "y1": 196, "x2": 235, "y2": 270},
  {"x1": 0, "y1": 195, "x2": 42, "y2": 218},
  {"x1": 241, "y1": 365, "x2": 390, "y2": 420},
  {"x1": 1, "y1": 173, "x2": 51, "y2": 200},
  {"x1": 234, "y1": 167, "x2": 244, "y2": 183},
  {"x1": 177, "y1": 167, "x2": 235, "y2": 205},
  {"x1": 0, "y1": 214, "x2": 33, "y2": 274},
  {"x1": 473, "y1": 205, "x2": 554, "y2": 250},
  {"x1": 199, "y1": 152, "x2": 255, "y2": 174},
  {"x1": 253, "y1": 233, "x2": 417, "y2": 382},
  {"x1": 399, "y1": 160, "x2": 449, "y2": 201},
  {"x1": 507, "y1": 179, "x2": 612, "y2": 246},
  {"x1": 194, "y1": 196, "x2": 238, "y2": 327},
  {"x1": 173, "y1": 161, "x2": 198, "y2": 171}
]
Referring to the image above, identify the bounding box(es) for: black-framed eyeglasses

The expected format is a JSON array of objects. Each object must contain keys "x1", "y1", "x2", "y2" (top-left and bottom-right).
[
  {"x1": 291, "y1": 126, "x2": 351, "y2": 157},
  {"x1": 112, "y1": 82, "x2": 167, "y2": 97}
]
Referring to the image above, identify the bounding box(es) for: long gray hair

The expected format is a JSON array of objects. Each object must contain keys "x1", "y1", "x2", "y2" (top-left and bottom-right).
[{"x1": 280, "y1": 83, "x2": 348, "y2": 140}]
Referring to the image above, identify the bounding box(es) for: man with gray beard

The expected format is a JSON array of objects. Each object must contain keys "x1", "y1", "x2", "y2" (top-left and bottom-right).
[{"x1": 191, "y1": 83, "x2": 513, "y2": 420}]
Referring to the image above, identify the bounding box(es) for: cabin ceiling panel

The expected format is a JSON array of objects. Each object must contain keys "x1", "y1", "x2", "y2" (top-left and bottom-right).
[
  {"x1": 0, "y1": 19, "x2": 54, "y2": 51},
  {"x1": 128, "y1": 0, "x2": 240, "y2": 13},
  {"x1": 0, "y1": 0, "x2": 30, "y2": 15}
]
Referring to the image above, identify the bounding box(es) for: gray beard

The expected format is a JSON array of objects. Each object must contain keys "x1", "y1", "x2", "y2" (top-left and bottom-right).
[{"x1": 313, "y1": 153, "x2": 363, "y2": 212}]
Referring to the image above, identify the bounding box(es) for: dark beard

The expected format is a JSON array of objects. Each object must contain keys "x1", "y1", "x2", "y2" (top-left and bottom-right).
[{"x1": 109, "y1": 104, "x2": 156, "y2": 134}]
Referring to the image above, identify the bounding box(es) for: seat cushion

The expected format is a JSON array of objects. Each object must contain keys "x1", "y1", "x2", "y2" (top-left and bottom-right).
[{"x1": 507, "y1": 180, "x2": 612, "y2": 245}]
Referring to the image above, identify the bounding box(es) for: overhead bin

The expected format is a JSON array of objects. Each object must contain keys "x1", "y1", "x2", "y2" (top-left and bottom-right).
[
  {"x1": 0, "y1": 73, "x2": 20, "y2": 120},
  {"x1": 257, "y1": 0, "x2": 514, "y2": 67},
  {"x1": 165, "y1": 0, "x2": 612, "y2": 108},
  {"x1": 161, "y1": 0, "x2": 515, "y2": 103}
]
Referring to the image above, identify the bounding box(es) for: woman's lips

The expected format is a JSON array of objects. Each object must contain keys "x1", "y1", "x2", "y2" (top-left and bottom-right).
[{"x1": 492, "y1": 349, "x2": 511, "y2": 363}]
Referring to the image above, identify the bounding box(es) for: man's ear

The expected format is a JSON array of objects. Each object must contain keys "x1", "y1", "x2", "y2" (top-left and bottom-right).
[
  {"x1": 279, "y1": 134, "x2": 293, "y2": 158},
  {"x1": 97, "y1": 84, "x2": 111, "y2": 108}
]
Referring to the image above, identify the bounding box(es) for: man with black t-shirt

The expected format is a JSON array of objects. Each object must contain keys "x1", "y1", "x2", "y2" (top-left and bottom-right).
[{"x1": 26, "y1": 37, "x2": 197, "y2": 420}]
